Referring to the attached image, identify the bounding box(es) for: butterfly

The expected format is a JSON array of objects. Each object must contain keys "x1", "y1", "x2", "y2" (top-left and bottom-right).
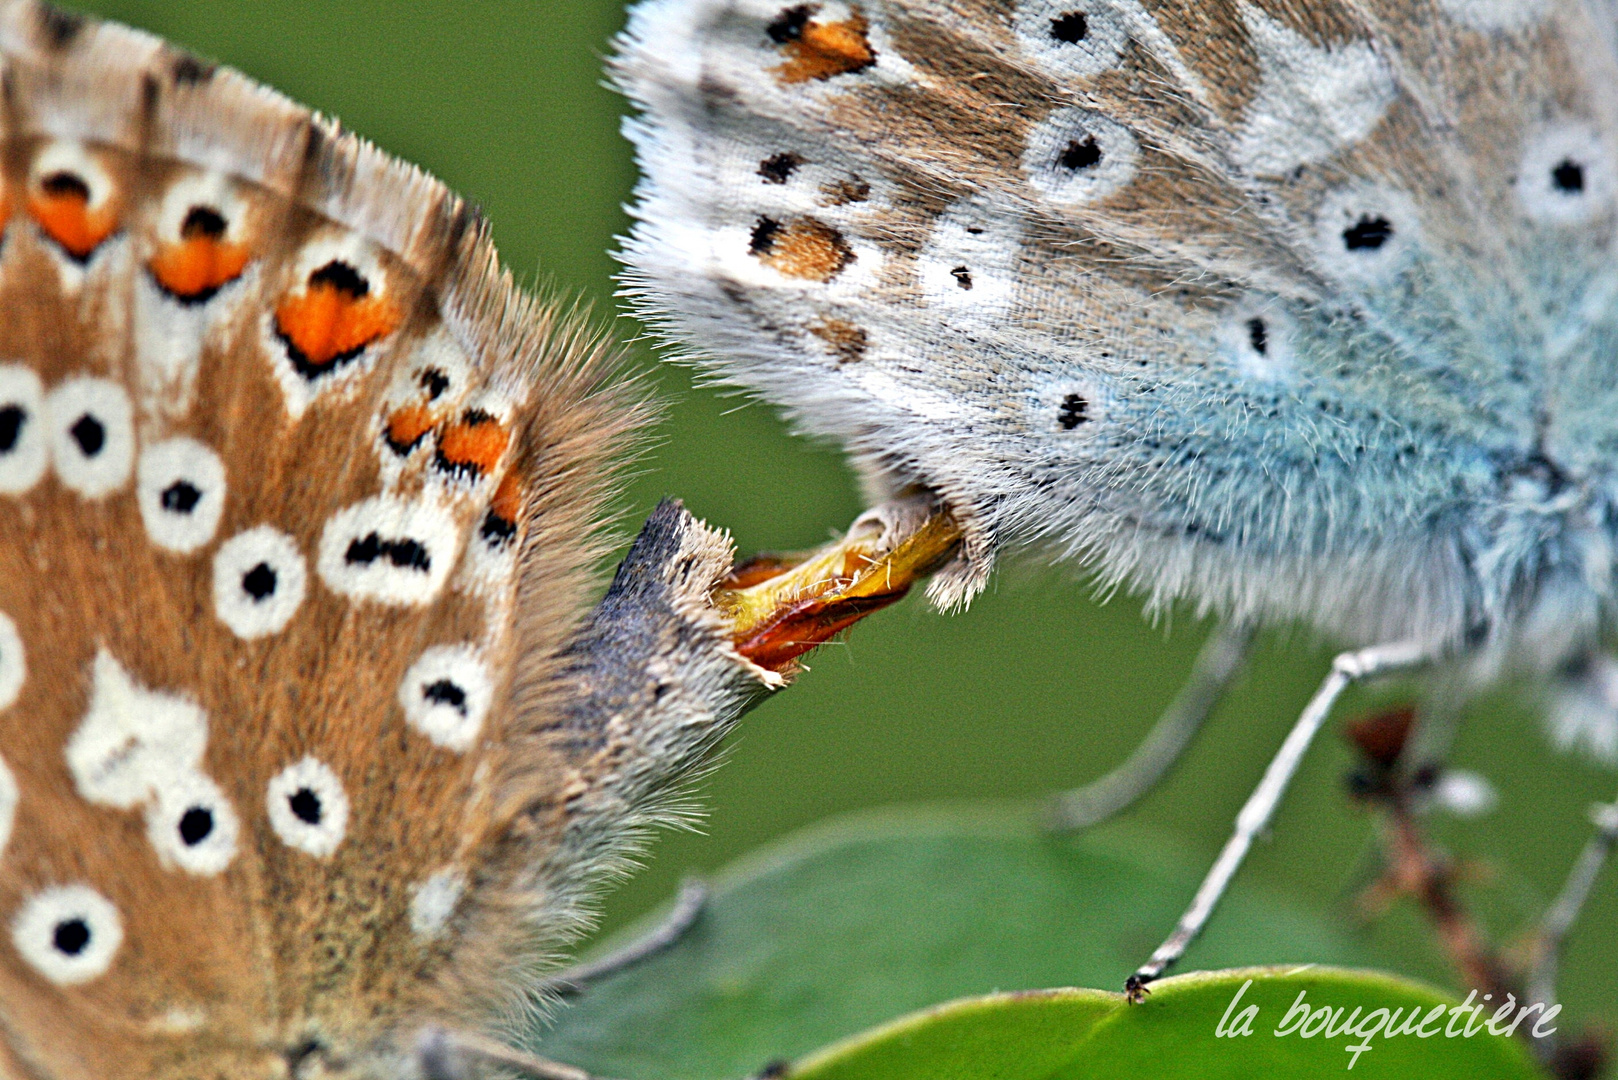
[
  {"x1": 0, "y1": 1, "x2": 975, "y2": 1075},
  {"x1": 612, "y1": 0, "x2": 1618, "y2": 991}
]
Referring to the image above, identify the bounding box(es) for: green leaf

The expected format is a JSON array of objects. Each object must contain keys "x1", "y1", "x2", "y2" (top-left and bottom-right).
[
  {"x1": 537, "y1": 804, "x2": 1424, "y2": 1078},
  {"x1": 790, "y1": 987, "x2": 1117, "y2": 1080},
  {"x1": 794, "y1": 967, "x2": 1545, "y2": 1080}
]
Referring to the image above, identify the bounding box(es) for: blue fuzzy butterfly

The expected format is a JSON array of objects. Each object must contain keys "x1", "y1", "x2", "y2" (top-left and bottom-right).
[{"x1": 613, "y1": 0, "x2": 1618, "y2": 989}]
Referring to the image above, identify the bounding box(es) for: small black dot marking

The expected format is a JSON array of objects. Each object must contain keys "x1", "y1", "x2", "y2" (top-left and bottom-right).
[
  {"x1": 0, "y1": 405, "x2": 23, "y2": 453},
  {"x1": 1058, "y1": 393, "x2": 1089, "y2": 429},
  {"x1": 171, "y1": 53, "x2": 216, "y2": 84},
  {"x1": 289, "y1": 788, "x2": 322, "y2": 825},
  {"x1": 1246, "y1": 317, "x2": 1268, "y2": 356},
  {"x1": 38, "y1": 7, "x2": 84, "y2": 49},
  {"x1": 344, "y1": 533, "x2": 432, "y2": 572},
  {"x1": 1552, "y1": 158, "x2": 1586, "y2": 193},
  {"x1": 758, "y1": 152, "x2": 803, "y2": 184},
  {"x1": 965, "y1": 226, "x2": 985, "y2": 235},
  {"x1": 242, "y1": 562, "x2": 278, "y2": 601},
  {"x1": 178, "y1": 806, "x2": 214, "y2": 846},
  {"x1": 419, "y1": 368, "x2": 450, "y2": 399},
  {"x1": 424, "y1": 679, "x2": 470, "y2": 717},
  {"x1": 749, "y1": 216, "x2": 782, "y2": 256},
  {"x1": 1342, "y1": 215, "x2": 1393, "y2": 251},
  {"x1": 950, "y1": 265, "x2": 974, "y2": 290},
  {"x1": 52, "y1": 919, "x2": 89, "y2": 957},
  {"x1": 285, "y1": 1040, "x2": 326, "y2": 1074},
  {"x1": 307, "y1": 260, "x2": 368, "y2": 297},
  {"x1": 180, "y1": 205, "x2": 228, "y2": 240},
  {"x1": 1059, "y1": 136, "x2": 1102, "y2": 171},
  {"x1": 1050, "y1": 11, "x2": 1089, "y2": 43},
  {"x1": 161, "y1": 480, "x2": 202, "y2": 514},
  {"x1": 40, "y1": 171, "x2": 90, "y2": 201},
  {"x1": 767, "y1": 4, "x2": 812, "y2": 43},
  {"x1": 69, "y1": 415, "x2": 105, "y2": 457},
  {"x1": 480, "y1": 510, "x2": 517, "y2": 546}
]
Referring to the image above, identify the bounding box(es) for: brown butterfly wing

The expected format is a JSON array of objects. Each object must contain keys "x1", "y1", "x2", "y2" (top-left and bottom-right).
[{"x1": 0, "y1": 5, "x2": 771, "y2": 1078}]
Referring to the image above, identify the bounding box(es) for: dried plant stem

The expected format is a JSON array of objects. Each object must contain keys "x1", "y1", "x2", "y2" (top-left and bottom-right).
[{"x1": 1375, "y1": 790, "x2": 1513, "y2": 999}]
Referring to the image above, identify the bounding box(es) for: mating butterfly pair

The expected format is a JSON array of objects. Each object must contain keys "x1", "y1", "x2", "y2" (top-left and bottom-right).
[{"x1": 7, "y1": 0, "x2": 1618, "y2": 1075}]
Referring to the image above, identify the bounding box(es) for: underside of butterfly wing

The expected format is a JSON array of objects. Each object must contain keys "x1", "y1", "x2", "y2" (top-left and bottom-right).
[
  {"x1": 616, "y1": 0, "x2": 1618, "y2": 657},
  {"x1": 0, "y1": 4, "x2": 786, "y2": 1078}
]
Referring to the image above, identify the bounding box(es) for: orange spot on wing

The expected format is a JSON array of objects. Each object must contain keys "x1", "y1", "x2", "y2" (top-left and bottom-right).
[
  {"x1": 436, "y1": 412, "x2": 511, "y2": 479},
  {"x1": 809, "y1": 318, "x2": 867, "y2": 363},
  {"x1": 479, "y1": 472, "x2": 523, "y2": 546},
  {"x1": 384, "y1": 403, "x2": 437, "y2": 455},
  {"x1": 490, "y1": 472, "x2": 522, "y2": 524},
  {"x1": 28, "y1": 179, "x2": 118, "y2": 260},
  {"x1": 749, "y1": 216, "x2": 855, "y2": 282},
  {"x1": 274, "y1": 273, "x2": 401, "y2": 377},
  {"x1": 148, "y1": 236, "x2": 251, "y2": 302},
  {"x1": 773, "y1": 9, "x2": 876, "y2": 84}
]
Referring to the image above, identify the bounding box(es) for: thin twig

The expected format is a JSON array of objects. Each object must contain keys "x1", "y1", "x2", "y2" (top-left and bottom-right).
[
  {"x1": 1374, "y1": 782, "x2": 1514, "y2": 999},
  {"x1": 1347, "y1": 710, "x2": 1610, "y2": 1079}
]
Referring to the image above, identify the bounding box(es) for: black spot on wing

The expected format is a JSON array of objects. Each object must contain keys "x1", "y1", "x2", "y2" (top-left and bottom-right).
[
  {"x1": 171, "y1": 52, "x2": 217, "y2": 85},
  {"x1": 37, "y1": 5, "x2": 84, "y2": 50},
  {"x1": 759, "y1": 152, "x2": 803, "y2": 184},
  {"x1": 767, "y1": 5, "x2": 813, "y2": 43}
]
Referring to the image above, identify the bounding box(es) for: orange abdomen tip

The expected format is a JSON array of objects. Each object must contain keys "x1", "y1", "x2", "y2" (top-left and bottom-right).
[
  {"x1": 149, "y1": 208, "x2": 251, "y2": 303},
  {"x1": 436, "y1": 412, "x2": 511, "y2": 479},
  {"x1": 274, "y1": 261, "x2": 401, "y2": 378},
  {"x1": 717, "y1": 504, "x2": 962, "y2": 674},
  {"x1": 28, "y1": 173, "x2": 118, "y2": 261}
]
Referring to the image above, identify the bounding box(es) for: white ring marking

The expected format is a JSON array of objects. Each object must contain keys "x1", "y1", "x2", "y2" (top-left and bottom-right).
[
  {"x1": 398, "y1": 645, "x2": 494, "y2": 753},
  {"x1": 137, "y1": 438, "x2": 228, "y2": 554},
  {"x1": 1022, "y1": 107, "x2": 1139, "y2": 207},
  {"x1": 11, "y1": 885, "x2": 124, "y2": 986},
  {"x1": 316, "y1": 496, "x2": 460, "y2": 606},
  {"x1": 145, "y1": 771, "x2": 240, "y2": 876},
  {"x1": 46, "y1": 377, "x2": 135, "y2": 498},
  {"x1": 266, "y1": 758, "x2": 349, "y2": 858},
  {"x1": 212, "y1": 526, "x2": 307, "y2": 639}
]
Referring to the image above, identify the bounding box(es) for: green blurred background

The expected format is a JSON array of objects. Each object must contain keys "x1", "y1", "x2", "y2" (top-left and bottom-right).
[{"x1": 73, "y1": 0, "x2": 1616, "y2": 1038}]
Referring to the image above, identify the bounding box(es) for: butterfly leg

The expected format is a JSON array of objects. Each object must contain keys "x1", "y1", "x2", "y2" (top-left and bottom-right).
[
  {"x1": 1125, "y1": 639, "x2": 1431, "y2": 1002},
  {"x1": 1528, "y1": 792, "x2": 1618, "y2": 1008},
  {"x1": 416, "y1": 1028, "x2": 621, "y2": 1080},
  {"x1": 545, "y1": 878, "x2": 710, "y2": 995},
  {"x1": 1045, "y1": 622, "x2": 1256, "y2": 831}
]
